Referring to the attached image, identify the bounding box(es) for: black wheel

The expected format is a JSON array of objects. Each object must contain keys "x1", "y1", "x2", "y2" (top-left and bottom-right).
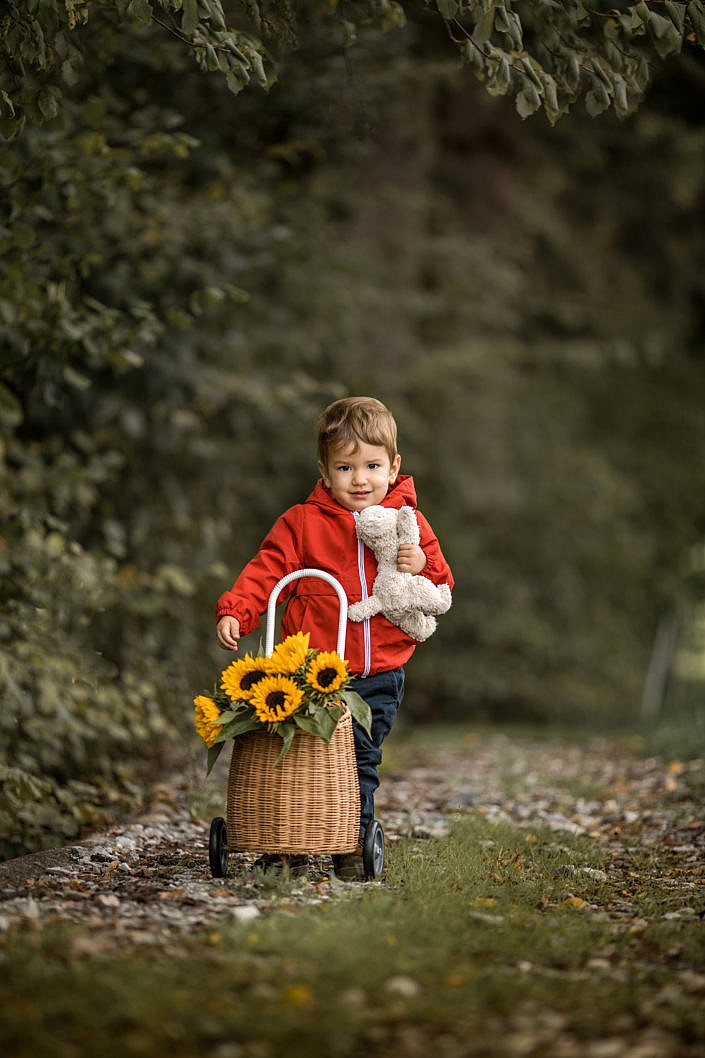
[
  {"x1": 362, "y1": 818, "x2": 385, "y2": 880},
  {"x1": 209, "y1": 816, "x2": 229, "y2": 878}
]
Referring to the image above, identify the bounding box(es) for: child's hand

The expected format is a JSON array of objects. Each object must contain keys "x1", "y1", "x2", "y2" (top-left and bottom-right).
[
  {"x1": 397, "y1": 543, "x2": 427, "y2": 575},
  {"x1": 216, "y1": 616, "x2": 241, "y2": 650}
]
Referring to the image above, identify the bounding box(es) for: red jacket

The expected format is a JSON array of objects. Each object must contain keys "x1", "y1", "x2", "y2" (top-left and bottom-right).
[{"x1": 215, "y1": 475, "x2": 454, "y2": 677}]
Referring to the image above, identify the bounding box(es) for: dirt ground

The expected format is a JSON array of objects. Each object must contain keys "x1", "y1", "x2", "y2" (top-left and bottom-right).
[{"x1": 1, "y1": 730, "x2": 703, "y2": 945}]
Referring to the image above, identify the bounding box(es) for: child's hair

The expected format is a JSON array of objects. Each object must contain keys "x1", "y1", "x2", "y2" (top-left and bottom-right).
[{"x1": 317, "y1": 396, "x2": 398, "y2": 468}]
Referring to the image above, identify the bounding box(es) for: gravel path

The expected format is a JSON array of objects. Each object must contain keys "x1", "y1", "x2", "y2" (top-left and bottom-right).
[{"x1": 1, "y1": 732, "x2": 703, "y2": 946}]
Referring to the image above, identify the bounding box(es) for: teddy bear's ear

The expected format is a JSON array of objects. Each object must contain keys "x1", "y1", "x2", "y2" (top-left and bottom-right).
[{"x1": 397, "y1": 505, "x2": 420, "y2": 544}]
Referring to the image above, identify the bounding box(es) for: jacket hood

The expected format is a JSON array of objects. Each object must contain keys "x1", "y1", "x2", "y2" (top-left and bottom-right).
[{"x1": 307, "y1": 474, "x2": 417, "y2": 513}]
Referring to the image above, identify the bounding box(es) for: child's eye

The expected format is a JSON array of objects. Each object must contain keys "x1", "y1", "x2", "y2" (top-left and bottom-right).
[{"x1": 336, "y1": 465, "x2": 350, "y2": 472}]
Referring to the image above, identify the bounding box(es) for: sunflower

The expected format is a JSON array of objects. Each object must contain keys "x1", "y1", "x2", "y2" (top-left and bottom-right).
[
  {"x1": 250, "y1": 674, "x2": 304, "y2": 723},
  {"x1": 269, "y1": 631, "x2": 311, "y2": 675},
  {"x1": 221, "y1": 654, "x2": 271, "y2": 701},
  {"x1": 306, "y1": 651, "x2": 349, "y2": 695},
  {"x1": 193, "y1": 695, "x2": 223, "y2": 748}
]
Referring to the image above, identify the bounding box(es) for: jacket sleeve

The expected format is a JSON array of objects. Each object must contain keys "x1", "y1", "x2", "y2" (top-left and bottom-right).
[
  {"x1": 214, "y1": 506, "x2": 304, "y2": 634},
  {"x1": 416, "y1": 509, "x2": 454, "y2": 589}
]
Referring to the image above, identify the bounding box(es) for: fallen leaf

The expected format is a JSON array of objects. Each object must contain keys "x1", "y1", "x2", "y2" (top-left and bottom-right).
[
  {"x1": 283, "y1": 984, "x2": 314, "y2": 1008},
  {"x1": 561, "y1": 895, "x2": 587, "y2": 910}
]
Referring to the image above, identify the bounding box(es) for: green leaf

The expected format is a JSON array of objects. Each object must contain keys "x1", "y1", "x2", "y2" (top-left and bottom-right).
[
  {"x1": 206, "y1": 742, "x2": 225, "y2": 775},
  {"x1": 590, "y1": 58, "x2": 612, "y2": 90},
  {"x1": 585, "y1": 83, "x2": 611, "y2": 117},
  {"x1": 63, "y1": 365, "x2": 91, "y2": 391},
  {"x1": 127, "y1": 0, "x2": 153, "y2": 26},
  {"x1": 495, "y1": 5, "x2": 522, "y2": 48},
  {"x1": 540, "y1": 72, "x2": 561, "y2": 125},
  {"x1": 211, "y1": 710, "x2": 240, "y2": 727},
  {"x1": 487, "y1": 52, "x2": 511, "y2": 97},
  {"x1": 274, "y1": 721, "x2": 295, "y2": 764},
  {"x1": 339, "y1": 690, "x2": 372, "y2": 735},
  {"x1": 215, "y1": 714, "x2": 260, "y2": 742},
  {"x1": 516, "y1": 82, "x2": 541, "y2": 119},
  {"x1": 574, "y1": 0, "x2": 590, "y2": 25},
  {"x1": 202, "y1": 0, "x2": 227, "y2": 31},
  {"x1": 688, "y1": 1, "x2": 705, "y2": 46},
  {"x1": 37, "y1": 88, "x2": 60, "y2": 121},
  {"x1": 463, "y1": 39, "x2": 486, "y2": 77},
  {"x1": 225, "y1": 70, "x2": 247, "y2": 96},
  {"x1": 623, "y1": 3, "x2": 648, "y2": 35},
  {"x1": 647, "y1": 9, "x2": 684, "y2": 57},
  {"x1": 665, "y1": 1, "x2": 686, "y2": 33},
  {"x1": 379, "y1": 1, "x2": 407, "y2": 30},
  {"x1": 561, "y1": 52, "x2": 580, "y2": 92},
  {"x1": 472, "y1": 7, "x2": 495, "y2": 46},
  {"x1": 182, "y1": 0, "x2": 199, "y2": 35},
  {"x1": 521, "y1": 57, "x2": 543, "y2": 91},
  {"x1": 612, "y1": 74, "x2": 631, "y2": 119},
  {"x1": 436, "y1": 0, "x2": 459, "y2": 18},
  {"x1": 61, "y1": 57, "x2": 82, "y2": 87},
  {"x1": 294, "y1": 708, "x2": 338, "y2": 743}
]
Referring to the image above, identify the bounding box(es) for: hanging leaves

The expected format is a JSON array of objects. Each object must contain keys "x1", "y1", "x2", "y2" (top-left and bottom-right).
[{"x1": 431, "y1": 0, "x2": 704, "y2": 122}]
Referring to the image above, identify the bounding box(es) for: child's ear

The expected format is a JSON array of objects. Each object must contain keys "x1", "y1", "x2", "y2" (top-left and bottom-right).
[
  {"x1": 390, "y1": 453, "x2": 401, "y2": 481},
  {"x1": 318, "y1": 460, "x2": 331, "y2": 486}
]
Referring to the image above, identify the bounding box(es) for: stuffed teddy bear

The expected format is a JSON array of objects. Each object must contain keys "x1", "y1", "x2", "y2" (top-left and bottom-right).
[{"x1": 347, "y1": 505, "x2": 452, "y2": 642}]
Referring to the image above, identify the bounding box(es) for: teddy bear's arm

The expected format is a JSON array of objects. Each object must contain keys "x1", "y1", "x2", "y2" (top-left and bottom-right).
[{"x1": 348, "y1": 596, "x2": 384, "y2": 622}]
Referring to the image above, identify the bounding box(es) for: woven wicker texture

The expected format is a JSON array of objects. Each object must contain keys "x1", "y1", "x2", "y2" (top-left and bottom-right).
[{"x1": 226, "y1": 707, "x2": 361, "y2": 854}]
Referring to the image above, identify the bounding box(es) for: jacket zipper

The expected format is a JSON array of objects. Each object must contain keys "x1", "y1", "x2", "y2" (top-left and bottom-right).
[{"x1": 353, "y1": 512, "x2": 371, "y2": 677}]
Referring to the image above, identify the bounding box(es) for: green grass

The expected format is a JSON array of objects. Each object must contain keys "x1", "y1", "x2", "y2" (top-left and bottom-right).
[{"x1": 2, "y1": 813, "x2": 704, "y2": 1058}]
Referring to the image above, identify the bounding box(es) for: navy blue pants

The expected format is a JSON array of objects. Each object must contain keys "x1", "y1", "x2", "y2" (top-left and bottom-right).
[{"x1": 349, "y1": 668, "x2": 405, "y2": 839}]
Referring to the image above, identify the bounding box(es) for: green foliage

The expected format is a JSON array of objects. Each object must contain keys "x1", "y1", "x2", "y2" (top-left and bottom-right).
[
  {"x1": 435, "y1": 0, "x2": 705, "y2": 122},
  {"x1": 2, "y1": 1, "x2": 705, "y2": 142},
  {"x1": 401, "y1": 351, "x2": 705, "y2": 722}
]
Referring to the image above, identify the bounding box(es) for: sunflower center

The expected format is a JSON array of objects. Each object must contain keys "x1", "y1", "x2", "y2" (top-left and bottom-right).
[
  {"x1": 266, "y1": 691, "x2": 287, "y2": 710},
  {"x1": 316, "y1": 667, "x2": 338, "y2": 689},
  {"x1": 241, "y1": 670, "x2": 266, "y2": 691}
]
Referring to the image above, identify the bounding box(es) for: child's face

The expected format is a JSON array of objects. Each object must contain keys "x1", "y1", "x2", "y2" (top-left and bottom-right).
[{"x1": 319, "y1": 441, "x2": 401, "y2": 512}]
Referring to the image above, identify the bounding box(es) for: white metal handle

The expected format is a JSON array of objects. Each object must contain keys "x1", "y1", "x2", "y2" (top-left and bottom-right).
[{"x1": 265, "y1": 569, "x2": 348, "y2": 658}]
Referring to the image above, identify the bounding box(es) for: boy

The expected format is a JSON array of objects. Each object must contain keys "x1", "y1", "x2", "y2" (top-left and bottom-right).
[{"x1": 216, "y1": 396, "x2": 454, "y2": 879}]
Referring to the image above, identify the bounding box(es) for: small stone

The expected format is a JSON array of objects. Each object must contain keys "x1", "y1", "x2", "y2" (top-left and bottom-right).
[
  {"x1": 583, "y1": 1038, "x2": 625, "y2": 1058},
  {"x1": 95, "y1": 893, "x2": 120, "y2": 908},
  {"x1": 586, "y1": 957, "x2": 612, "y2": 971},
  {"x1": 468, "y1": 910, "x2": 505, "y2": 925},
  {"x1": 90, "y1": 848, "x2": 114, "y2": 863},
  {"x1": 114, "y1": 836, "x2": 138, "y2": 851},
  {"x1": 384, "y1": 975, "x2": 421, "y2": 998},
  {"x1": 231, "y1": 905, "x2": 260, "y2": 921},
  {"x1": 579, "y1": 867, "x2": 608, "y2": 882},
  {"x1": 678, "y1": 970, "x2": 705, "y2": 993}
]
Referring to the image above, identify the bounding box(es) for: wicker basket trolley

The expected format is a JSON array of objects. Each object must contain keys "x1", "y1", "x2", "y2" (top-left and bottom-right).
[{"x1": 208, "y1": 569, "x2": 385, "y2": 880}]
